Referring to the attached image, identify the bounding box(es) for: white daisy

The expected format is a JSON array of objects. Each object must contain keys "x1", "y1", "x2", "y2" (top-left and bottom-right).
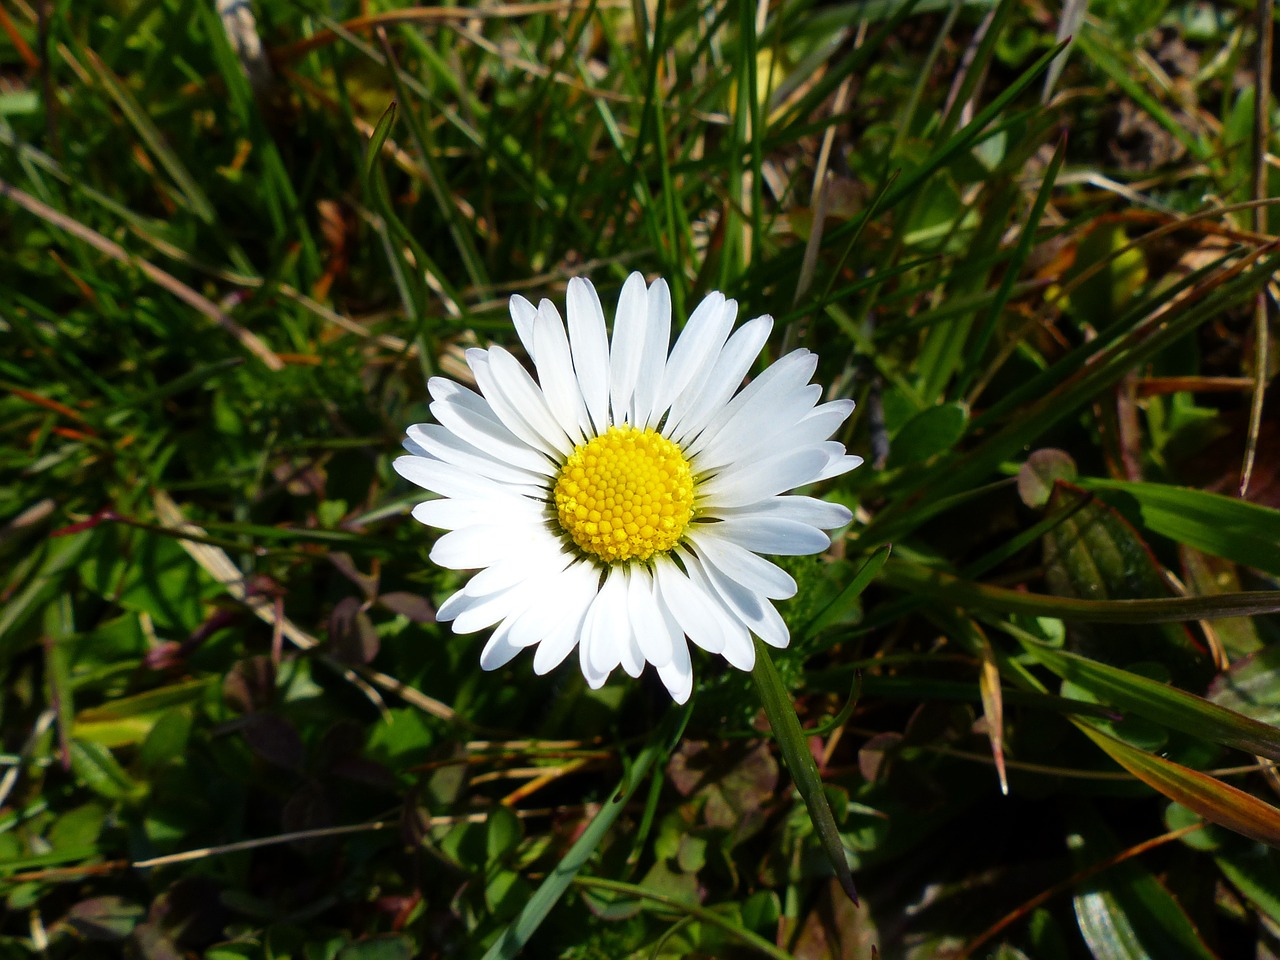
[{"x1": 394, "y1": 273, "x2": 862, "y2": 703}]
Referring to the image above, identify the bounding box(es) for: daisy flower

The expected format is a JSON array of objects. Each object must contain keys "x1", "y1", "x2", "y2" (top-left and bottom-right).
[{"x1": 395, "y1": 274, "x2": 861, "y2": 703}]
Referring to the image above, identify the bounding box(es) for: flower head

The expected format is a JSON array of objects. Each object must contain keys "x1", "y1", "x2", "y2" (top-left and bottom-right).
[{"x1": 395, "y1": 274, "x2": 861, "y2": 703}]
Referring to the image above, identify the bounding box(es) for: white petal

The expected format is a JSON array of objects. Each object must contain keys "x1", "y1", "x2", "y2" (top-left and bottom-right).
[
  {"x1": 691, "y1": 350, "x2": 819, "y2": 448},
  {"x1": 652, "y1": 583, "x2": 696, "y2": 698},
  {"x1": 429, "y1": 397, "x2": 558, "y2": 477},
  {"x1": 448, "y1": 585, "x2": 523, "y2": 634},
  {"x1": 711, "y1": 516, "x2": 831, "y2": 556},
  {"x1": 507, "y1": 571, "x2": 581, "y2": 648},
  {"x1": 670, "y1": 314, "x2": 774, "y2": 444},
  {"x1": 449, "y1": 548, "x2": 574, "y2": 633},
  {"x1": 407, "y1": 423, "x2": 548, "y2": 488},
  {"x1": 427, "y1": 376, "x2": 473, "y2": 404},
  {"x1": 803, "y1": 399, "x2": 857, "y2": 438},
  {"x1": 685, "y1": 350, "x2": 819, "y2": 461},
  {"x1": 509, "y1": 294, "x2": 538, "y2": 360},
  {"x1": 484, "y1": 347, "x2": 575, "y2": 456},
  {"x1": 705, "y1": 402, "x2": 855, "y2": 475},
  {"x1": 462, "y1": 546, "x2": 569, "y2": 599},
  {"x1": 532, "y1": 563, "x2": 600, "y2": 674},
  {"x1": 626, "y1": 566, "x2": 673, "y2": 668},
  {"x1": 685, "y1": 529, "x2": 798, "y2": 599},
  {"x1": 430, "y1": 522, "x2": 550, "y2": 569},
  {"x1": 687, "y1": 577, "x2": 754, "y2": 665},
  {"x1": 567, "y1": 277, "x2": 611, "y2": 434},
  {"x1": 586, "y1": 566, "x2": 629, "y2": 676},
  {"x1": 635, "y1": 279, "x2": 672, "y2": 429},
  {"x1": 696, "y1": 446, "x2": 831, "y2": 508},
  {"x1": 435, "y1": 587, "x2": 471, "y2": 624},
  {"x1": 710, "y1": 401, "x2": 854, "y2": 472},
  {"x1": 479, "y1": 619, "x2": 522, "y2": 670},
  {"x1": 610, "y1": 272, "x2": 649, "y2": 425},
  {"x1": 411, "y1": 496, "x2": 545, "y2": 531},
  {"x1": 533, "y1": 299, "x2": 590, "y2": 443},
  {"x1": 533, "y1": 612, "x2": 586, "y2": 675},
  {"x1": 466, "y1": 349, "x2": 557, "y2": 459},
  {"x1": 816, "y1": 453, "x2": 865, "y2": 481},
  {"x1": 715, "y1": 495, "x2": 852, "y2": 530},
  {"x1": 395, "y1": 455, "x2": 536, "y2": 501},
  {"x1": 652, "y1": 555, "x2": 724, "y2": 655},
  {"x1": 653, "y1": 292, "x2": 729, "y2": 424},
  {"x1": 692, "y1": 386, "x2": 825, "y2": 475},
  {"x1": 664, "y1": 297, "x2": 738, "y2": 434},
  {"x1": 620, "y1": 635, "x2": 645, "y2": 678},
  {"x1": 684, "y1": 551, "x2": 781, "y2": 657},
  {"x1": 655, "y1": 636, "x2": 693, "y2": 703}
]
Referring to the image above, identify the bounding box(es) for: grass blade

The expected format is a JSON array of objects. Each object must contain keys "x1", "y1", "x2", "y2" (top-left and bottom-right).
[
  {"x1": 1077, "y1": 722, "x2": 1280, "y2": 848},
  {"x1": 752, "y1": 640, "x2": 858, "y2": 906}
]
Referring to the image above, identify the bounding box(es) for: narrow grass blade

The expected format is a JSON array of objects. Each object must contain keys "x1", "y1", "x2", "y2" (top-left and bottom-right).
[
  {"x1": 480, "y1": 704, "x2": 691, "y2": 960},
  {"x1": 1076, "y1": 722, "x2": 1280, "y2": 848},
  {"x1": 956, "y1": 132, "x2": 1066, "y2": 398},
  {"x1": 1015, "y1": 638, "x2": 1280, "y2": 763},
  {"x1": 80, "y1": 49, "x2": 216, "y2": 225},
  {"x1": 751, "y1": 640, "x2": 858, "y2": 906},
  {"x1": 881, "y1": 558, "x2": 1280, "y2": 623},
  {"x1": 800, "y1": 544, "x2": 891, "y2": 642},
  {"x1": 363, "y1": 100, "x2": 399, "y2": 184}
]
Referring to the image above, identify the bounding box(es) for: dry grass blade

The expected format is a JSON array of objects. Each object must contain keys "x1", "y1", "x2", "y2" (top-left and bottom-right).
[
  {"x1": 977, "y1": 631, "x2": 1008, "y2": 795},
  {"x1": 0, "y1": 177, "x2": 284, "y2": 371},
  {"x1": 151, "y1": 491, "x2": 458, "y2": 724}
]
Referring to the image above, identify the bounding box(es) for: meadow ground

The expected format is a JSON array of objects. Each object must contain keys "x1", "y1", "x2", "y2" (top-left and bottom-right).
[{"x1": 3, "y1": 1, "x2": 1280, "y2": 957}]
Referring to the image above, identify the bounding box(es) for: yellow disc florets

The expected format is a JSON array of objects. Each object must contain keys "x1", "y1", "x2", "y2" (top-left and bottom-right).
[{"x1": 553, "y1": 425, "x2": 695, "y2": 563}]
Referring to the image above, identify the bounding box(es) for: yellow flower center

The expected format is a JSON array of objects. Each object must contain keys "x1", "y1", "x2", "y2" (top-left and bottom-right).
[{"x1": 553, "y1": 425, "x2": 695, "y2": 563}]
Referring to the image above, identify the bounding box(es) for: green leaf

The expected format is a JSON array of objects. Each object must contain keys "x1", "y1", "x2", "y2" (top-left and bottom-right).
[
  {"x1": 1015, "y1": 640, "x2": 1280, "y2": 762},
  {"x1": 68, "y1": 740, "x2": 147, "y2": 803},
  {"x1": 0, "y1": 531, "x2": 94, "y2": 656},
  {"x1": 88, "y1": 530, "x2": 214, "y2": 633},
  {"x1": 1208, "y1": 645, "x2": 1280, "y2": 727},
  {"x1": 1062, "y1": 223, "x2": 1149, "y2": 328},
  {"x1": 886, "y1": 403, "x2": 968, "y2": 469},
  {"x1": 1036, "y1": 480, "x2": 1175, "y2": 607},
  {"x1": 484, "y1": 869, "x2": 532, "y2": 917},
  {"x1": 1082, "y1": 479, "x2": 1280, "y2": 578},
  {"x1": 48, "y1": 802, "x2": 106, "y2": 852},
  {"x1": 73, "y1": 679, "x2": 211, "y2": 748},
  {"x1": 137, "y1": 708, "x2": 195, "y2": 771},
  {"x1": 486, "y1": 806, "x2": 522, "y2": 865},
  {"x1": 740, "y1": 890, "x2": 781, "y2": 932}
]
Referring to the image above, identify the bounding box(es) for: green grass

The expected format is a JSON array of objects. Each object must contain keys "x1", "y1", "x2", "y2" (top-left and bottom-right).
[{"x1": 3, "y1": 0, "x2": 1280, "y2": 957}]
